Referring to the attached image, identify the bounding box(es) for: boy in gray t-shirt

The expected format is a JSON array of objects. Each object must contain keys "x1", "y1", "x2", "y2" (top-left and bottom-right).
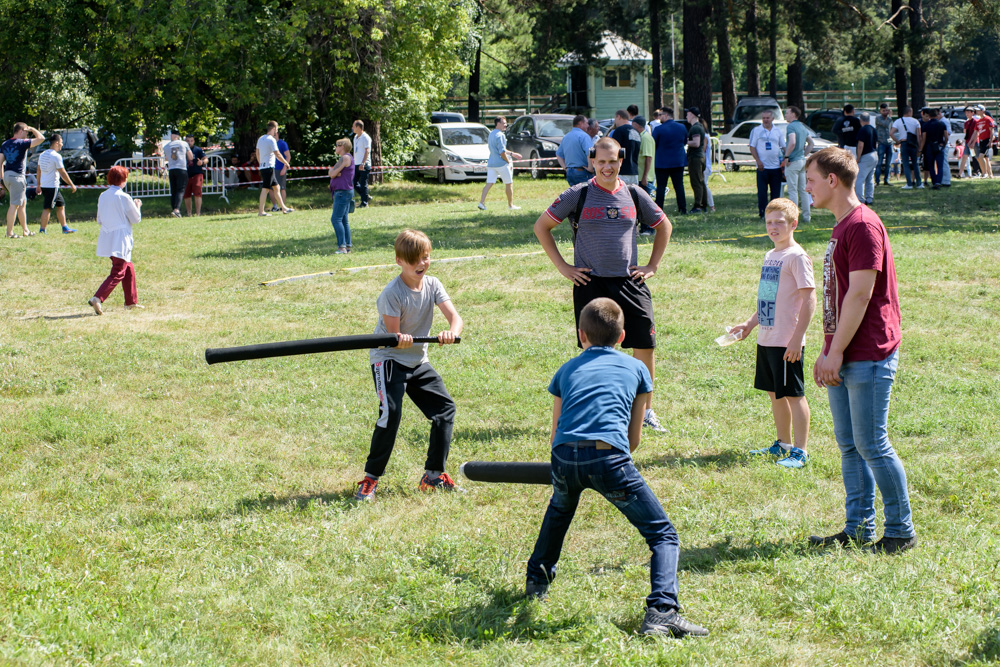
[{"x1": 356, "y1": 229, "x2": 465, "y2": 501}]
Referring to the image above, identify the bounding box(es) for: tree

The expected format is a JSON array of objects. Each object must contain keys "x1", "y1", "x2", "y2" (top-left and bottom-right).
[
  {"x1": 744, "y1": 0, "x2": 761, "y2": 96},
  {"x1": 891, "y1": 0, "x2": 909, "y2": 114},
  {"x1": 683, "y1": 0, "x2": 713, "y2": 131},
  {"x1": 714, "y1": 0, "x2": 736, "y2": 129},
  {"x1": 909, "y1": 0, "x2": 926, "y2": 110},
  {"x1": 649, "y1": 0, "x2": 665, "y2": 111}
]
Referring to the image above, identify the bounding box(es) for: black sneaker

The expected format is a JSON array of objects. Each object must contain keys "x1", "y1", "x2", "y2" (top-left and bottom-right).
[
  {"x1": 640, "y1": 607, "x2": 709, "y2": 638},
  {"x1": 525, "y1": 580, "x2": 549, "y2": 600},
  {"x1": 808, "y1": 531, "x2": 870, "y2": 548},
  {"x1": 869, "y1": 535, "x2": 918, "y2": 555}
]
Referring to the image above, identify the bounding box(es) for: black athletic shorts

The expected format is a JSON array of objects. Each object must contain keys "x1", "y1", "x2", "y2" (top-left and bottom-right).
[
  {"x1": 259, "y1": 167, "x2": 278, "y2": 188},
  {"x1": 41, "y1": 187, "x2": 65, "y2": 210},
  {"x1": 979, "y1": 139, "x2": 991, "y2": 157},
  {"x1": 573, "y1": 275, "x2": 656, "y2": 349},
  {"x1": 754, "y1": 344, "x2": 805, "y2": 399}
]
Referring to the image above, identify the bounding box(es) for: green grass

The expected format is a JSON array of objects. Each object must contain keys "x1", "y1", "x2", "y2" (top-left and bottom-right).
[{"x1": 2, "y1": 171, "x2": 999, "y2": 665}]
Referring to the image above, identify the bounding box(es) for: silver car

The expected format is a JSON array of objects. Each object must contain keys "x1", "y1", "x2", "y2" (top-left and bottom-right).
[
  {"x1": 717, "y1": 120, "x2": 834, "y2": 172},
  {"x1": 416, "y1": 123, "x2": 492, "y2": 183}
]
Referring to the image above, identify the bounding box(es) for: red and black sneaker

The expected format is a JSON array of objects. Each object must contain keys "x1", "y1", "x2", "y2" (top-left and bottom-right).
[
  {"x1": 418, "y1": 472, "x2": 461, "y2": 492},
  {"x1": 355, "y1": 476, "x2": 378, "y2": 501}
]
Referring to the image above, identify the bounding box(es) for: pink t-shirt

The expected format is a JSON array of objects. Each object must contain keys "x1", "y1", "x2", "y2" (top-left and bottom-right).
[
  {"x1": 822, "y1": 205, "x2": 901, "y2": 361},
  {"x1": 756, "y1": 244, "x2": 815, "y2": 348}
]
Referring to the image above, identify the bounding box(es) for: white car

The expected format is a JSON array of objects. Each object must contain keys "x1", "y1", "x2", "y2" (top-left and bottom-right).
[
  {"x1": 416, "y1": 123, "x2": 492, "y2": 183},
  {"x1": 718, "y1": 120, "x2": 834, "y2": 172}
]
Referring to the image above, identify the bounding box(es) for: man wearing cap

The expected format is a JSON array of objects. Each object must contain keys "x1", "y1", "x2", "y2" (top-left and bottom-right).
[
  {"x1": 685, "y1": 108, "x2": 708, "y2": 213},
  {"x1": 875, "y1": 104, "x2": 894, "y2": 186}
]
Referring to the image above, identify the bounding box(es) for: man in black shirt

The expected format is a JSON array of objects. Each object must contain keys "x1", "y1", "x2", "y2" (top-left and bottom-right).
[
  {"x1": 835, "y1": 104, "x2": 862, "y2": 158},
  {"x1": 855, "y1": 113, "x2": 879, "y2": 205},
  {"x1": 919, "y1": 108, "x2": 949, "y2": 189},
  {"x1": 609, "y1": 109, "x2": 641, "y2": 185}
]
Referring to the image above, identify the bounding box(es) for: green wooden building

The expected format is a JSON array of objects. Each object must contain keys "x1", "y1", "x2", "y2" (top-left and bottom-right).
[{"x1": 559, "y1": 32, "x2": 653, "y2": 120}]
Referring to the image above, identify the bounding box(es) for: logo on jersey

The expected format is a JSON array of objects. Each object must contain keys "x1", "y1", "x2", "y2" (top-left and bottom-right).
[{"x1": 607, "y1": 207, "x2": 620, "y2": 219}]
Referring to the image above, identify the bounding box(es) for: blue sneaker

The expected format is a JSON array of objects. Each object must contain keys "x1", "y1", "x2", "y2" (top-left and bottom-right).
[
  {"x1": 62, "y1": 226, "x2": 76, "y2": 234},
  {"x1": 777, "y1": 447, "x2": 809, "y2": 469},
  {"x1": 749, "y1": 440, "x2": 785, "y2": 456},
  {"x1": 38, "y1": 228, "x2": 46, "y2": 234}
]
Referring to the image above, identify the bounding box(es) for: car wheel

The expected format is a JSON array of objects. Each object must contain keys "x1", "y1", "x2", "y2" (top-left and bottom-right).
[
  {"x1": 723, "y1": 150, "x2": 739, "y2": 172},
  {"x1": 436, "y1": 162, "x2": 446, "y2": 184},
  {"x1": 530, "y1": 152, "x2": 544, "y2": 179}
]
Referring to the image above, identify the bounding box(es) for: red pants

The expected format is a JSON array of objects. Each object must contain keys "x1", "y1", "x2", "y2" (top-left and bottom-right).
[{"x1": 95, "y1": 257, "x2": 137, "y2": 306}]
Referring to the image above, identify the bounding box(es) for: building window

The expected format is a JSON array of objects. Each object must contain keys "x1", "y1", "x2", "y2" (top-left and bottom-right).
[{"x1": 603, "y1": 67, "x2": 634, "y2": 89}]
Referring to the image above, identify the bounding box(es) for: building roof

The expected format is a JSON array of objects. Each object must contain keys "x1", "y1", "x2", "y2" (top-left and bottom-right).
[{"x1": 559, "y1": 32, "x2": 653, "y2": 66}]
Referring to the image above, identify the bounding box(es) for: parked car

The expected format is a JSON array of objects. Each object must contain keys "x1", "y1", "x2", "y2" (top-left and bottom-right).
[
  {"x1": 733, "y1": 97, "x2": 783, "y2": 127},
  {"x1": 415, "y1": 122, "x2": 491, "y2": 183},
  {"x1": 431, "y1": 111, "x2": 465, "y2": 124},
  {"x1": 505, "y1": 114, "x2": 579, "y2": 179},
  {"x1": 717, "y1": 120, "x2": 834, "y2": 172},
  {"x1": 26, "y1": 127, "x2": 131, "y2": 184},
  {"x1": 806, "y1": 109, "x2": 879, "y2": 143}
]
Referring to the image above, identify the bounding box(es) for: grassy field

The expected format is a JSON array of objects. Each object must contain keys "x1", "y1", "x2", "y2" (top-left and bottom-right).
[{"x1": 1, "y1": 171, "x2": 999, "y2": 665}]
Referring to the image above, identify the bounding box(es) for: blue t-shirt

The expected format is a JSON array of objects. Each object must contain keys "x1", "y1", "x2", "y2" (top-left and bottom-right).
[
  {"x1": 487, "y1": 129, "x2": 508, "y2": 168},
  {"x1": 786, "y1": 120, "x2": 809, "y2": 162},
  {"x1": 274, "y1": 140, "x2": 289, "y2": 174},
  {"x1": 187, "y1": 146, "x2": 206, "y2": 176},
  {"x1": 548, "y1": 346, "x2": 653, "y2": 454},
  {"x1": 652, "y1": 120, "x2": 688, "y2": 169},
  {"x1": 1, "y1": 138, "x2": 32, "y2": 175},
  {"x1": 556, "y1": 127, "x2": 592, "y2": 169}
]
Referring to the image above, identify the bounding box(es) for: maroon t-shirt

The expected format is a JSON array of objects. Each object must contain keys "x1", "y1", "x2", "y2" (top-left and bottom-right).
[{"x1": 822, "y1": 205, "x2": 901, "y2": 362}]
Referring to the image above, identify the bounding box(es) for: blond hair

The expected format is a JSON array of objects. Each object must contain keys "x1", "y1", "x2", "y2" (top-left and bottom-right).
[
  {"x1": 592, "y1": 136, "x2": 621, "y2": 158},
  {"x1": 395, "y1": 229, "x2": 432, "y2": 264},
  {"x1": 335, "y1": 137, "x2": 353, "y2": 152},
  {"x1": 805, "y1": 147, "x2": 858, "y2": 189},
  {"x1": 764, "y1": 198, "x2": 800, "y2": 226},
  {"x1": 579, "y1": 298, "x2": 624, "y2": 347}
]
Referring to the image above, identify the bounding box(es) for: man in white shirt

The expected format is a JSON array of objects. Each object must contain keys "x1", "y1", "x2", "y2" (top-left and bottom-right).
[
  {"x1": 34, "y1": 133, "x2": 77, "y2": 233},
  {"x1": 889, "y1": 106, "x2": 922, "y2": 189},
  {"x1": 256, "y1": 120, "x2": 293, "y2": 216},
  {"x1": 352, "y1": 120, "x2": 372, "y2": 208},
  {"x1": 163, "y1": 131, "x2": 193, "y2": 218},
  {"x1": 748, "y1": 111, "x2": 786, "y2": 217}
]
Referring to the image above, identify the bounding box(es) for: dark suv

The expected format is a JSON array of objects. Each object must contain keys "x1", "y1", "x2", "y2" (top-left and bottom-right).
[
  {"x1": 806, "y1": 109, "x2": 880, "y2": 143},
  {"x1": 26, "y1": 127, "x2": 131, "y2": 184},
  {"x1": 505, "y1": 114, "x2": 578, "y2": 179}
]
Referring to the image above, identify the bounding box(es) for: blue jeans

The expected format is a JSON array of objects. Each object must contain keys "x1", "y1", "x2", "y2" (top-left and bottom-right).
[
  {"x1": 756, "y1": 168, "x2": 782, "y2": 216},
  {"x1": 900, "y1": 143, "x2": 920, "y2": 186},
  {"x1": 526, "y1": 442, "x2": 680, "y2": 611},
  {"x1": 331, "y1": 189, "x2": 352, "y2": 248},
  {"x1": 855, "y1": 151, "x2": 878, "y2": 203},
  {"x1": 826, "y1": 350, "x2": 914, "y2": 541},
  {"x1": 353, "y1": 166, "x2": 370, "y2": 205},
  {"x1": 566, "y1": 167, "x2": 591, "y2": 186},
  {"x1": 928, "y1": 147, "x2": 945, "y2": 185},
  {"x1": 876, "y1": 142, "x2": 892, "y2": 184}
]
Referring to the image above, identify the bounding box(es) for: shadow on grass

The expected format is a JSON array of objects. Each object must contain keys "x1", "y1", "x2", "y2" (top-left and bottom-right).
[
  {"x1": 18, "y1": 311, "x2": 100, "y2": 321},
  {"x1": 679, "y1": 538, "x2": 810, "y2": 572},
  {"x1": 959, "y1": 626, "x2": 1000, "y2": 664},
  {"x1": 638, "y1": 450, "x2": 746, "y2": 472},
  {"x1": 234, "y1": 490, "x2": 358, "y2": 513},
  {"x1": 453, "y1": 425, "x2": 545, "y2": 444},
  {"x1": 406, "y1": 589, "x2": 584, "y2": 645}
]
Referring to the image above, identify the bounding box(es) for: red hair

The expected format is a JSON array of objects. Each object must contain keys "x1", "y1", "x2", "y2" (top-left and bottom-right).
[{"x1": 106, "y1": 166, "x2": 128, "y2": 187}]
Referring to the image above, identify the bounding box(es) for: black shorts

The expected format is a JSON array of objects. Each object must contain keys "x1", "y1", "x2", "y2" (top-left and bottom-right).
[
  {"x1": 41, "y1": 187, "x2": 65, "y2": 210},
  {"x1": 979, "y1": 139, "x2": 991, "y2": 156},
  {"x1": 573, "y1": 276, "x2": 655, "y2": 349},
  {"x1": 260, "y1": 167, "x2": 278, "y2": 188},
  {"x1": 754, "y1": 345, "x2": 805, "y2": 398}
]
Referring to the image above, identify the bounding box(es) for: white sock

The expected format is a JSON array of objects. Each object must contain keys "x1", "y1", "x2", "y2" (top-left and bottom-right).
[{"x1": 778, "y1": 441, "x2": 793, "y2": 451}]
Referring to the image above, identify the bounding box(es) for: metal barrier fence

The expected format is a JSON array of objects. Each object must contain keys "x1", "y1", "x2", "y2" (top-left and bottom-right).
[{"x1": 112, "y1": 155, "x2": 229, "y2": 203}]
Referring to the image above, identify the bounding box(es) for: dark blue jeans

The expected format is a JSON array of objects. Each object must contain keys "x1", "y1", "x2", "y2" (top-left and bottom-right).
[
  {"x1": 526, "y1": 442, "x2": 680, "y2": 611},
  {"x1": 876, "y1": 142, "x2": 892, "y2": 184},
  {"x1": 353, "y1": 166, "x2": 370, "y2": 205},
  {"x1": 900, "y1": 143, "x2": 920, "y2": 186},
  {"x1": 756, "y1": 168, "x2": 782, "y2": 216}
]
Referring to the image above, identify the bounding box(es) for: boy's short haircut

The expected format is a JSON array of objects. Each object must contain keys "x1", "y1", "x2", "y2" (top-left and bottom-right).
[
  {"x1": 266, "y1": 120, "x2": 279, "y2": 131},
  {"x1": 354, "y1": 119, "x2": 365, "y2": 130},
  {"x1": 626, "y1": 104, "x2": 639, "y2": 117},
  {"x1": 844, "y1": 103, "x2": 854, "y2": 113},
  {"x1": 12, "y1": 122, "x2": 26, "y2": 134},
  {"x1": 579, "y1": 298, "x2": 624, "y2": 347},
  {"x1": 395, "y1": 229, "x2": 432, "y2": 264},
  {"x1": 764, "y1": 198, "x2": 800, "y2": 225},
  {"x1": 806, "y1": 147, "x2": 858, "y2": 189},
  {"x1": 787, "y1": 105, "x2": 802, "y2": 119},
  {"x1": 48, "y1": 133, "x2": 62, "y2": 145},
  {"x1": 592, "y1": 136, "x2": 621, "y2": 157},
  {"x1": 615, "y1": 109, "x2": 629, "y2": 121}
]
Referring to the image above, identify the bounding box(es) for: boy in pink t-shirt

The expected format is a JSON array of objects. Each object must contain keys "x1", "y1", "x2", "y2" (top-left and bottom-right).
[{"x1": 730, "y1": 198, "x2": 816, "y2": 468}]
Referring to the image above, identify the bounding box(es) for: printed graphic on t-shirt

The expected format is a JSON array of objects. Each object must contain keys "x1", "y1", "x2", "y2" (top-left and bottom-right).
[
  {"x1": 822, "y1": 239, "x2": 838, "y2": 334},
  {"x1": 757, "y1": 259, "x2": 782, "y2": 328},
  {"x1": 170, "y1": 145, "x2": 184, "y2": 161}
]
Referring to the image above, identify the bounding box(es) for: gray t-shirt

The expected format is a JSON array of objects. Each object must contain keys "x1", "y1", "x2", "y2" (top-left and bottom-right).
[
  {"x1": 164, "y1": 140, "x2": 189, "y2": 170},
  {"x1": 545, "y1": 180, "x2": 666, "y2": 277},
  {"x1": 369, "y1": 275, "x2": 450, "y2": 367}
]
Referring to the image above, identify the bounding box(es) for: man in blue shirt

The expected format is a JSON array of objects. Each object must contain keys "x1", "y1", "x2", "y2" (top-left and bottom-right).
[
  {"x1": 556, "y1": 115, "x2": 594, "y2": 186},
  {"x1": 2, "y1": 122, "x2": 45, "y2": 238},
  {"x1": 478, "y1": 116, "x2": 522, "y2": 210},
  {"x1": 652, "y1": 107, "x2": 688, "y2": 215},
  {"x1": 525, "y1": 297, "x2": 709, "y2": 638}
]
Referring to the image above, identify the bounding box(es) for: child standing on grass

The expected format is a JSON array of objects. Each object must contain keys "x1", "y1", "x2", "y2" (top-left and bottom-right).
[
  {"x1": 355, "y1": 229, "x2": 464, "y2": 501},
  {"x1": 525, "y1": 298, "x2": 708, "y2": 638},
  {"x1": 729, "y1": 198, "x2": 816, "y2": 468}
]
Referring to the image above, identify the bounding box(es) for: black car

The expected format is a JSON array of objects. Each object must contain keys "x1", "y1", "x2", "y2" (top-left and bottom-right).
[
  {"x1": 806, "y1": 109, "x2": 879, "y2": 143},
  {"x1": 505, "y1": 114, "x2": 579, "y2": 179},
  {"x1": 431, "y1": 111, "x2": 465, "y2": 124},
  {"x1": 26, "y1": 127, "x2": 132, "y2": 184}
]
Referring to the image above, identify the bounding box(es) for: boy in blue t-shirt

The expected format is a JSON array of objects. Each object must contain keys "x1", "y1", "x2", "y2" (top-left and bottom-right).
[{"x1": 525, "y1": 298, "x2": 708, "y2": 638}]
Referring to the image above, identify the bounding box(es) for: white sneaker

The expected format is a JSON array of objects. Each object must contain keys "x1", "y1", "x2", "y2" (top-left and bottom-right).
[
  {"x1": 508, "y1": 205, "x2": 521, "y2": 210},
  {"x1": 901, "y1": 185, "x2": 913, "y2": 190},
  {"x1": 477, "y1": 202, "x2": 487, "y2": 210},
  {"x1": 88, "y1": 296, "x2": 103, "y2": 315},
  {"x1": 643, "y1": 409, "x2": 668, "y2": 433},
  {"x1": 916, "y1": 184, "x2": 925, "y2": 189}
]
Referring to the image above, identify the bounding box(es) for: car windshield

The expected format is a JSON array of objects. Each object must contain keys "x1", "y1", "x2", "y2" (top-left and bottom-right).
[
  {"x1": 735, "y1": 105, "x2": 780, "y2": 123},
  {"x1": 441, "y1": 127, "x2": 490, "y2": 146},
  {"x1": 535, "y1": 118, "x2": 574, "y2": 137},
  {"x1": 60, "y1": 132, "x2": 88, "y2": 150}
]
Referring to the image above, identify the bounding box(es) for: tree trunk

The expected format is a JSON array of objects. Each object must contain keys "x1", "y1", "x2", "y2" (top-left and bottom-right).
[
  {"x1": 768, "y1": 0, "x2": 778, "y2": 98},
  {"x1": 787, "y1": 44, "x2": 804, "y2": 112},
  {"x1": 892, "y1": 0, "x2": 908, "y2": 114},
  {"x1": 714, "y1": 0, "x2": 737, "y2": 130},
  {"x1": 468, "y1": 41, "x2": 482, "y2": 125},
  {"x1": 908, "y1": 0, "x2": 925, "y2": 110},
  {"x1": 232, "y1": 106, "x2": 257, "y2": 164},
  {"x1": 683, "y1": 0, "x2": 714, "y2": 132},
  {"x1": 649, "y1": 0, "x2": 664, "y2": 111},
  {"x1": 745, "y1": 0, "x2": 760, "y2": 96}
]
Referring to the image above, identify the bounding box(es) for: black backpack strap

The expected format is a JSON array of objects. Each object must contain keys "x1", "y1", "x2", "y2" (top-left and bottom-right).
[
  {"x1": 571, "y1": 184, "x2": 588, "y2": 242},
  {"x1": 627, "y1": 183, "x2": 645, "y2": 228}
]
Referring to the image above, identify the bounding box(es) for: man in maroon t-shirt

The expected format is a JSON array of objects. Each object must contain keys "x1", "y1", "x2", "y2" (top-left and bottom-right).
[
  {"x1": 975, "y1": 106, "x2": 995, "y2": 178},
  {"x1": 804, "y1": 147, "x2": 916, "y2": 555}
]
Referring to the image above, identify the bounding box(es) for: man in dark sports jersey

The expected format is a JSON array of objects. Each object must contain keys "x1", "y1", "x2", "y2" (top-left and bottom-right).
[{"x1": 533, "y1": 136, "x2": 673, "y2": 433}]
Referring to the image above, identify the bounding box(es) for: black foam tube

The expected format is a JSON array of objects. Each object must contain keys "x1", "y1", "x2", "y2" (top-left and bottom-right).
[
  {"x1": 205, "y1": 334, "x2": 461, "y2": 365},
  {"x1": 459, "y1": 461, "x2": 552, "y2": 485}
]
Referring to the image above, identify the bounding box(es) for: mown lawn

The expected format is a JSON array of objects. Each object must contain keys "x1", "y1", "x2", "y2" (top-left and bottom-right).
[{"x1": 2, "y1": 171, "x2": 999, "y2": 665}]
